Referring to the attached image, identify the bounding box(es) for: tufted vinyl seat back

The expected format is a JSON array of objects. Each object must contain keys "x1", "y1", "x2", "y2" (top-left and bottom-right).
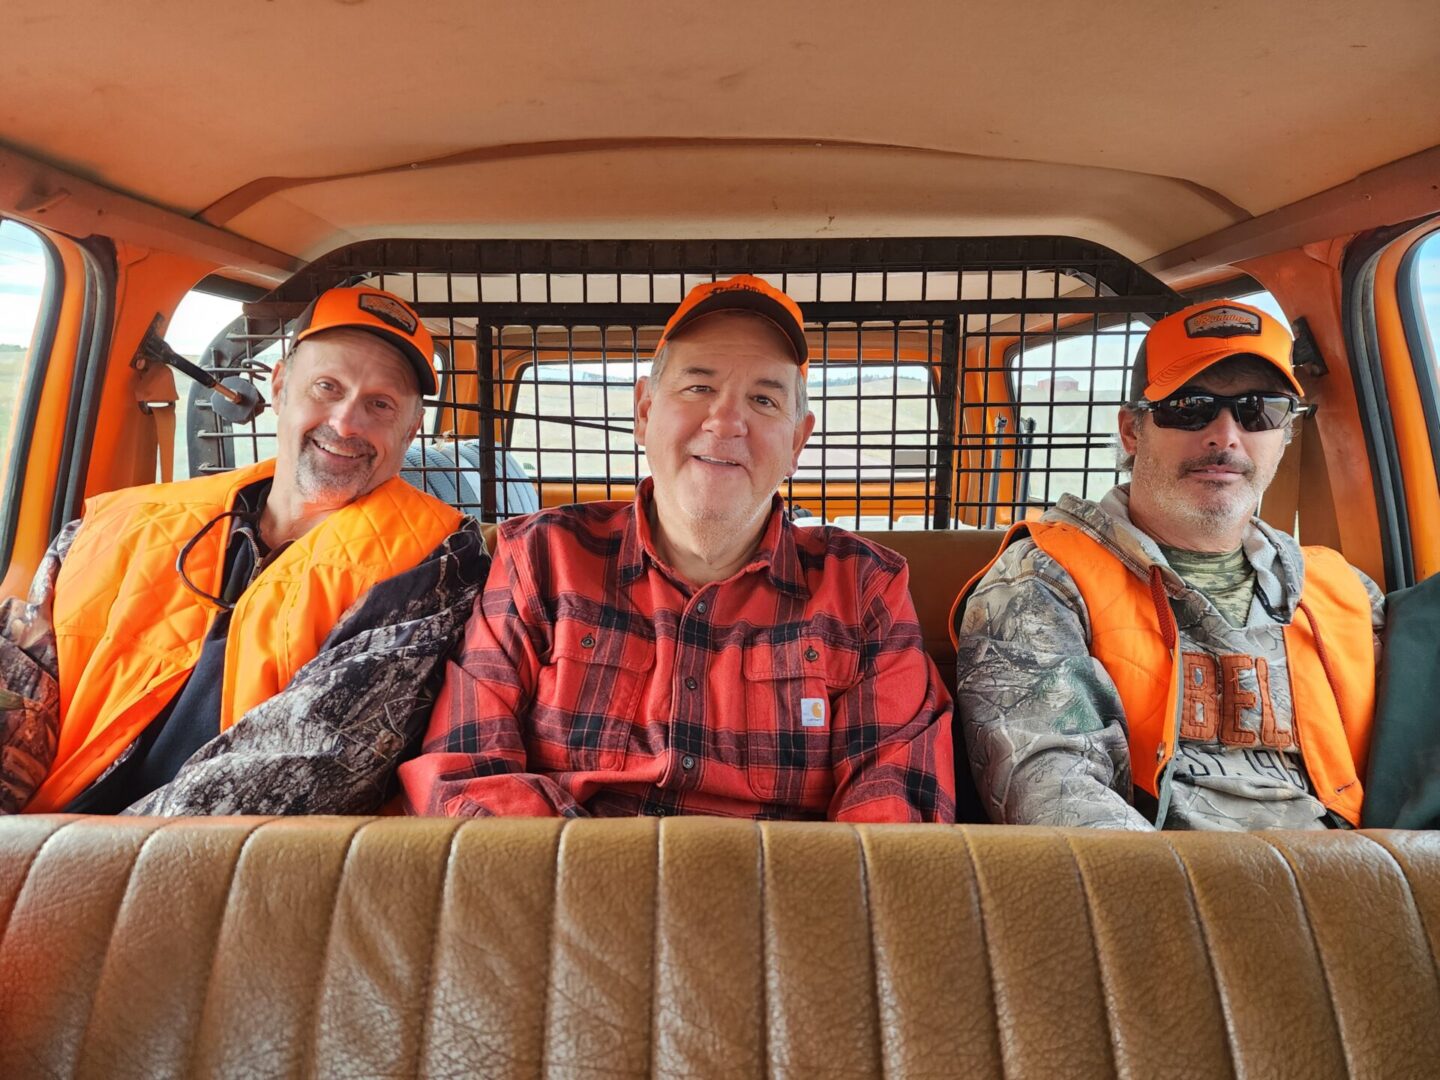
[{"x1": 2, "y1": 816, "x2": 1439, "y2": 1078}]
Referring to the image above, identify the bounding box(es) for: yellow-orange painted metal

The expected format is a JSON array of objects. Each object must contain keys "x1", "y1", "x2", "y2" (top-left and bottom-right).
[
  {"x1": 84, "y1": 243, "x2": 216, "y2": 500},
  {"x1": 0, "y1": 233, "x2": 93, "y2": 599},
  {"x1": 1242, "y1": 241, "x2": 1387, "y2": 583},
  {"x1": 1368, "y1": 218, "x2": 1440, "y2": 580}
]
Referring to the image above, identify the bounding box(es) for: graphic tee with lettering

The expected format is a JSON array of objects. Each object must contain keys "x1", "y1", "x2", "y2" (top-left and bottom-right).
[{"x1": 1157, "y1": 543, "x2": 1332, "y2": 830}]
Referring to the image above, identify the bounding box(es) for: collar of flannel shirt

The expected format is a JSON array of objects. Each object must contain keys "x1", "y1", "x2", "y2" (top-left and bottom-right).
[{"x1": 619, "y1": 478, "x2": 809, "y2": 600}]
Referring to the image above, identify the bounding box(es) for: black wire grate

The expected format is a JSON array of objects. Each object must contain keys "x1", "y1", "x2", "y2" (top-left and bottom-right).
[{"x1": 187, "y1": 238, "x2": 1183, "y2": 528}]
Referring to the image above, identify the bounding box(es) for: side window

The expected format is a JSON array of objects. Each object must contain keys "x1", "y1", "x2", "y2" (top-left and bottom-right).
[
  {"x1": 506, "y1": 358, "x2": 941, "y2": 528},
  {"x1": 795, "y1": 362, "x2": 940, "y2": 529},
  {"x1": 796, "y1": 363, "x2": 938, "y2": 481},
  {"x1": 1230, "y1": 289, "x2": 1288, "y2": 324},
  {"x1": 1405, "y1": 232, "x2": 1440, "y2": 435},
  {"x1": 0, "y1": 220, "x2": 56, "y2": 523},
  {"x1": 1011, "y1": 319, "x2": 1148, "y2": 508},
  {"x1": 508, "y1": 358, "x2": 648, "y2": 483},
  {"x1": 164, "y1": 288, "x2": 243, "y2": 478}
]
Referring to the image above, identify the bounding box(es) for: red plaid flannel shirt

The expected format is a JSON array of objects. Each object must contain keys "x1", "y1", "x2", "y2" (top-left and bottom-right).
[{"x1": 401, "y1": 481, "x2": 956, "y2": 821}]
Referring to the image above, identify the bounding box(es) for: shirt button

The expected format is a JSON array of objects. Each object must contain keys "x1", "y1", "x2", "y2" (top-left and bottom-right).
[
  {"x1": 684, "y1": 676, "x2": 698, "y2": 691},
  {"x1": 805, "y1": 647, "x2": 819, "y2": 661},
  {"x1": 654, "y1": 808, "x2": 668, "y2": 817},
  {"x1": 696, "y1": 601, "x2": 708, "y2": 614},
  {"x1": 581, "y1": 634, "x2": 595, "y2": 649},
  {"x1": 681, "y1": 754, "x2": 696, "y2": 770}
]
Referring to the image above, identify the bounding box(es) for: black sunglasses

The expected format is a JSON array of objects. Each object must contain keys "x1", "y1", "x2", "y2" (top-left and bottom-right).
[{"x1": 1136, "y1": 392, "x2": 1315, "y2": 432}]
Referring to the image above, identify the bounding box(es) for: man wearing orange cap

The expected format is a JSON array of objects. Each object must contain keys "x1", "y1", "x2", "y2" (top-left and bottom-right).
[
  {"x1": 954, "y1": 299, "x2": 1383, "y2": 830},
  {"x1": 0, "y1": 286, "x2": 486, "y2": 816},
  {"x1": 402, "y1": 275, "x2": 956, "y2": 822}
]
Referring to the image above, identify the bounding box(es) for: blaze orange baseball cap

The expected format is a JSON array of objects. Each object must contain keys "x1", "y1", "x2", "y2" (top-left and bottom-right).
[
  {"x1": 1130, "y1": 298, "x2": 1303, "y2": 402},
  {"x1": 292, "y1": 286, "x2": 437, "y2": 395},
  {"x1": 657, "y1": 274, "x2": 809, "y2": 370}
]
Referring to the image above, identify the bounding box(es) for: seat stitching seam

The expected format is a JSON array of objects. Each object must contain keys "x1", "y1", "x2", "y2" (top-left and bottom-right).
[
  {"x1": 0, "y1": 817, "x2": 74, "y2": 947},
  {"x1": 71, "y1": 819, "x2": 180, "y2": 1077},
  {"x1": 1060, "y1": 834, "x2": 1120, "y2": 1080},
  {"x1": 297, "y1": 819, "x2": 368, "y2": 1080},
  {"x1": 647, "y1": 817, "x2": 662, "y2": 1080},
  {"x1": 537, "y1": 819, "x2": 564, "y2": 1079},
  {"x1": 856, "y1": 826, "x2": 887, "y2": 1080},
  {"x1": 408, "y1": 821, "x2": 463, "y2": 1080},
  {"x1": 181, "y1": 819, "x2": 268, "y2": 1078},
  {"x1": 1260, "y1": 836, "x2": 1354, "y2": 1077},
  {"x1": 1356, "y1": 832, "x2": 1440, "y2": 1001},
  {"x1": 1164, "y1": 837, "x2": 1240, "y2": 1080},
  {"x1": 757, "y1": 820, "x2": 771, "y2": 1080},
  {"x1": 956, "y1": 826, "x2": 1007, "y2": 1080}
]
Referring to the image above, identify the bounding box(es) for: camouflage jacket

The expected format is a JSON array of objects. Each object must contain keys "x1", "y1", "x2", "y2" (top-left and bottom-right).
[
  {"x1": 0, "y1": 514, "x2": 487, "y2": 816},
  {"x1": 955, "y1": 486, "x2": 1384, "y2": 831}
]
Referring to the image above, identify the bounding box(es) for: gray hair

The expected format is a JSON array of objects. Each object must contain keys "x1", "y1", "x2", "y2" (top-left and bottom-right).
[{"x1": 648, "y1": 340, "x2": 810, "y2": 419}]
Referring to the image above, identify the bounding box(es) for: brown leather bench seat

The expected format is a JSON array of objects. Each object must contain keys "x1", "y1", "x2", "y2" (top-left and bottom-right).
[
  {"x1": 2, "y1": 816, "x2": 1437, "y2": 1078},
  {"x1": 854, "y1": 528, "x2": 1005, "y2": 693}
]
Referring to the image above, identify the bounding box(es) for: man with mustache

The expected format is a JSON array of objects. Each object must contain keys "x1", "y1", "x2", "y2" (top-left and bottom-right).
[
  {"x1": 402, "y1": 275, "x2": 956, "y2": 821},
  {"x1": 953, "y1": 299, "x2": 1384, "y2": 830},
  {"x1": 0, "y1": 286, "x2": 486, "y2": 815}
]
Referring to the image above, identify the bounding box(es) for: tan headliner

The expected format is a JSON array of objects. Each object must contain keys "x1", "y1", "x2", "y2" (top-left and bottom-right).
[{"x1": 2, "y1": 0, "x2": 1438, "y2": 273}]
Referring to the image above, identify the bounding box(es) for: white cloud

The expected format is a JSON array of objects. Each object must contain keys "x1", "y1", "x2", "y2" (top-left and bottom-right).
[
  {"x1": 165, "y1": 291, "x2": 243, "y2": 357},
  {"x1": 0, "y1": 222, "x2": 47, "y2": 346}
]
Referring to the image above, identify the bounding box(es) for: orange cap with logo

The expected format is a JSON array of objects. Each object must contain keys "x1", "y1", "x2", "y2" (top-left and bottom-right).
[
  {"x1": 291, "y1": 286, "x2": 437, "y2": 396},
  {"x1": 657, "y1": 274, "x2": 809, "y2": 372},
  {"x1": 1130, "y1": 298, "x2": 1303, "y2": 402}
]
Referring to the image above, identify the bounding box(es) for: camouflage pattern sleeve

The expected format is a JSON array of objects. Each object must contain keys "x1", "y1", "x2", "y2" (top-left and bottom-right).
[
  {"x1": 122, "y1": 520, "x2": 489, "y2": 816},
  {"x1": 0, "y1": 518, "x2": 80, "y2": 814},
  {"x1": 954, "y1": 538, "x2": 1155, "y2": 830},
  {"x1": 1353, "y1": 566, "x2": 1386, "y2": 666}
]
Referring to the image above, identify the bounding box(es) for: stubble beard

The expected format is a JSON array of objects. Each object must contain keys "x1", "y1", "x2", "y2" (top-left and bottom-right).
[
  {"x1": 680, "y1": 489, "x2": 771, "y2": 544},
  {"x1": 294, "y1": 424, "x2": 378, "y2": 505},
  {"x1": 1133, "y1": 447, "x2": 1268, "y2": 539}
]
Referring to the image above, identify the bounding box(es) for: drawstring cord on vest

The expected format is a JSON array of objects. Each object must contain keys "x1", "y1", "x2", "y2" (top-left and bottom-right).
[
  {"x1": 1147, "y1": 565, "x2": 1182, "y2": 829},
  {"x1": 175, "y1": 510, "x2": 261, "y2": 611},
  {"x1": 1148, "y1": 566, "x2": 1178, "y2": 650},
  {"x1": 1296, "y1": 599, "x2": 1348, "y2": 731}
]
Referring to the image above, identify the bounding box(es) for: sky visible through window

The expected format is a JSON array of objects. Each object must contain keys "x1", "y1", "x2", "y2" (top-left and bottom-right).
[
  {"x1": 1416, "y1": 233, "x2": 1440, "y2": 370},
  {"x1": 0, "y1": 221, "x2": 46, "y2": 347},
  {"x1": 1, "y1": 228, "x2": 247, "y2": 355}
]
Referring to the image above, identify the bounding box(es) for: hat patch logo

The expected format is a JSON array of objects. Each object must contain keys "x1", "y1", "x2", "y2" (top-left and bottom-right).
[
  {"x1": 1184, "y1": 306, "x2": 1262, "y2": 340},
  {"x1": 358, "y1": 293, "x2": 418, "y2": 335}
]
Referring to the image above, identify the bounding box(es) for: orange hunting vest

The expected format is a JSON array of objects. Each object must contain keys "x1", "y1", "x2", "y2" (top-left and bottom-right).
[
  {"x1": 26, "y1": 460, "x2": 462, "y2": 813},
  {"x1": 953, "y1": 522, "x2": 1377, "y2": 825}
]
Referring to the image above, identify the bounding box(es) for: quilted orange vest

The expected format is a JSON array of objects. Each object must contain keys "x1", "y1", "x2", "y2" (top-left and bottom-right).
[
  {"x1": 953, "y1": 522, "x2": 1377, "y2": 825},
  {"x1": 26, "y1": 460, "x2": 462, "y2": 813}
]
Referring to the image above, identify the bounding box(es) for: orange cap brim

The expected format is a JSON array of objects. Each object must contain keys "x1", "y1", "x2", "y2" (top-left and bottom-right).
[
  {"x1": 657, "y1": 277, "x2": 808, "y2": 371},
  {"x1": 1140, "y1": 344, "x2": 1304, "y2": 401}
]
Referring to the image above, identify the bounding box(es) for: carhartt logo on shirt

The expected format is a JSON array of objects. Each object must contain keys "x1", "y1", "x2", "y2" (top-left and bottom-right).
[{"x1": 801, "y1": 698, "x2": 827, "y2": 728}]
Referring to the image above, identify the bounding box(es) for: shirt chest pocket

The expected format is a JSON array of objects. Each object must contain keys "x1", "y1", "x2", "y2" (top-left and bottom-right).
[
  {"x1": 742, "y1": 635, "x2": 858, "y2": 805},
  {"x1": 535, "y1": 622, "x2": 656, "y2": 773}
]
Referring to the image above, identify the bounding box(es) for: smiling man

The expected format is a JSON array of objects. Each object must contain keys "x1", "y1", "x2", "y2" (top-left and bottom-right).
[
  {"x1": 0, "y1": 286, "x2": 486, "y2": 816},
  {"x1": 402, "y1": 275, "x2": 955, "y2": 821},
  {"x1": 954, "y1": 299, "x2": 1384, "y2": 831}
]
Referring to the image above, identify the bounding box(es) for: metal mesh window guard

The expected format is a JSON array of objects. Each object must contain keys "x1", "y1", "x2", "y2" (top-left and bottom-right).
[{"x1": 186, "y1": 238, "x2": 1182, "y2": 528}]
